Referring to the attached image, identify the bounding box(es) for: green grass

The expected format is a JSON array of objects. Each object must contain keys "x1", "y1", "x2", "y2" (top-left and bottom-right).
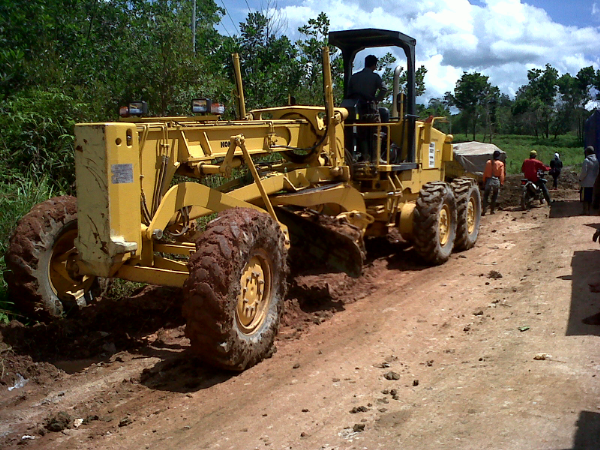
[
  {"x1": 0, "y1": 177, "x2": 57, "y2": 322},
  {"x1": 453, "y1": 133, "x2": 585, "y2": 175}
]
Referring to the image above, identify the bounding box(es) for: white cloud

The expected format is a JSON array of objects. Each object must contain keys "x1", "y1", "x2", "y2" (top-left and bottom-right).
[
  {"x1": 593, "y1": 2, "x2": 600, "y2": 21},
  {"x1": 277, "y1": 0, "x2": 600, "y2": 101}
]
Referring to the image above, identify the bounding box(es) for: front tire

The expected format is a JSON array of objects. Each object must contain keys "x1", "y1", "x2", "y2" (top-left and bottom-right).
[
  {"x1": 4, "y1": 196, "x2": 102, "y2": 319},
  {"x1": 182, "y1": 208, "x2": 288, "y2": 371},
  {"x1": 451, "y1": 178, "x2": 481, "y2": 251},
  {"x1": 412, "y1": 182, "x2": 457, "y2": 264}
]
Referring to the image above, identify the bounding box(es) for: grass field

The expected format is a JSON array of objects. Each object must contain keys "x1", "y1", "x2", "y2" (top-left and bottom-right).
[{"x1": 453, "y1": 133, "x2": 585, "y2": 174}]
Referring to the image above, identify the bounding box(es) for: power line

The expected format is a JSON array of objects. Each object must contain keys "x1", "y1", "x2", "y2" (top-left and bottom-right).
[{"x1": 219, "y1": 0, "x2": 240, "y2": 35}]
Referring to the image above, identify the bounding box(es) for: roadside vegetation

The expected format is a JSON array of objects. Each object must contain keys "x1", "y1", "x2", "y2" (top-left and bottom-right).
[
  {"x1": 1, "y1": 0, "x2": 598, "y2": 322},
  {"x1": 453, "y1": 133, "x2": 584, "y2": 174}
]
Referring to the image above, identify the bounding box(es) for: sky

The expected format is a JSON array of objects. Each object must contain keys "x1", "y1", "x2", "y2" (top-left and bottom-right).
[{"x1": 215, "y1": 0, "x2": 600, "y2": 103}]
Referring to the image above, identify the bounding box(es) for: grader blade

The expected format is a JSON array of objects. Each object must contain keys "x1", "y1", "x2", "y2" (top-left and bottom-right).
[{"x1": 276, "y1": 207, "x2": 365, "y2": 278}]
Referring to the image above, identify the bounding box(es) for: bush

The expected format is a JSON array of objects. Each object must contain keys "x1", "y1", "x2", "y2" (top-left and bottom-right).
[{"x1": 0, "y1": 89, "x2": 90, "y2": 191}]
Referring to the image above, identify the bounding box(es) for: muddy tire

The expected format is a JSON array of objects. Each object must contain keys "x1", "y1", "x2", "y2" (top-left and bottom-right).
[
  {"x1": 412, "y1": 182, "x2": 457, "y2": 265},
  {"x1": 4, "y1": 196, "x2": 102, "y2": 320},
  {"x1": 451, "y1": 178, "x2": 481, "y2": 251},
  {"x1": 182, "y1": 208, "x2": 288, "y2": 371}
]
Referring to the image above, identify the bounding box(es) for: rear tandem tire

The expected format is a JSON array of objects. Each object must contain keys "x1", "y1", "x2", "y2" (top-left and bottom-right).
[
  {"x1": 451, "y1": 178, "x2": 481, "y2": 251},
  {"x1": 412, "y1": 182, "x2": 457, "y2": 265},
  {"x1": 182, "y1": 208, "x2": 288, "y2": 371},
  {"x1": 4, "y1": 196, "x2": 103, "y2": 320}
]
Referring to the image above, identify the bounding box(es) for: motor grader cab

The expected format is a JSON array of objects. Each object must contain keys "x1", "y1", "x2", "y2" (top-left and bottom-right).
[{"x1": 4, "y1": 29, "x2": 481, "y2": 372}]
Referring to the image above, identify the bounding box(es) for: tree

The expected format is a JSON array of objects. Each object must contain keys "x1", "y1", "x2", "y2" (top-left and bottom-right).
[
  {"x1": 514, "y1": 64, "x2": 558, "y2": 138},
  {"x1": 555, "y1": 67, "x2": 595, "y2": 141},
  {"x1": 449, "y1": 72, "x2": 498, "y2": 141},
  {"x1": 232, "y1": 11, "x2": 301, "y2": 109},
  {"x1": 294, "y1": 12, "x2": 343, "y2": 104}
]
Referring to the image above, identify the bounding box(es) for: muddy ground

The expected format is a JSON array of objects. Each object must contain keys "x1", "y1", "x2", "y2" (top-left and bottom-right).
[{"x1": 1, "y1": 174, "x2": 599, "y2": 449}]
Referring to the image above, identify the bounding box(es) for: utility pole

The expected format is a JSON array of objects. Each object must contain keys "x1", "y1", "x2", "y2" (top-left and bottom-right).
[{"x1": 192, "y1": 0, "x2": 196, "y2": 53}]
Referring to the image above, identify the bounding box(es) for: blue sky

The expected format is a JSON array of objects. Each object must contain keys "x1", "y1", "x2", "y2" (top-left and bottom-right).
[
  {"x1": 472, "y1": 0, "x2": 600, "y2": 28},
  {"x1": 216, "y1": 0, "x2": 600, "y2": 101}
]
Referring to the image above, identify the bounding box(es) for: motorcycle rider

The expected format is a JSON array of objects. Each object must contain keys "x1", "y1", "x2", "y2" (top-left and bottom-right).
[
  {"x1": 521, "y1": 150, "x2": 551, "y2": 205},
  {"x1": 482, "y1": 150, "x2": 505, "y2": 215},
  {"x1": 579, "y1": 146, "x2": 599, "y2": 215}
]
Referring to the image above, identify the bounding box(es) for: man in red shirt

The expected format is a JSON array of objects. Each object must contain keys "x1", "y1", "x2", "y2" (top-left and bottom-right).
[{"x1": 521, "y1": 150, "x2": 551, "y2": 205}]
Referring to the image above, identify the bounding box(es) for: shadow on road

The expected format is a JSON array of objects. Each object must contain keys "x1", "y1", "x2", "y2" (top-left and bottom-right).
[
  {"x1": 561, "y1": 410, "x2": 600, "y2": 450},
  {"x1": 562, "y1": 242, "x2": 600, "y2": 336},
  {"x1": 550, "y1": 200, "x2": 585, "y2": 218}
]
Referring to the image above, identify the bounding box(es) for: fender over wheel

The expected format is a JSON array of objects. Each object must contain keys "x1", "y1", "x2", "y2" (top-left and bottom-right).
[
  {"x1": 451, "y1": 178, "x2": 481, "y2": 251},
  {"x1": 4, "y1": 196, "x2": 103, "y2": 320},
  {"x1": 412, "y1": 182, "x2": 457, "y2": 264},
  {"x1": 182, "y1": 208, "x2": 288, "y2": 371}
]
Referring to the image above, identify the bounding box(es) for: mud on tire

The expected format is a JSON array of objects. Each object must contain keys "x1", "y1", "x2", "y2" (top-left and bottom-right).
[
  {"x1": 451, "y1": 178, "x2": 481, "y2": 251},
  {"x1": 412, "y1": 182, "x2": 457, "y2": 265},
  {"x1": 182, "y1": 208, "x2": 288, "y2": 371},
  {"x1": 4, "y1": 196, "x2": 102, "y2": 320}
]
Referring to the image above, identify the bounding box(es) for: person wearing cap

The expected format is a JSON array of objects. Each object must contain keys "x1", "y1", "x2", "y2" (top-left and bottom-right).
[
  {"x1": 549, "y1": 152, "x2": 563, "y2": 190},
  {"x1": 482, "y1": 150, "x2": 505, "y2": 215},
  {"x1": 579, "y1": 146, "x2": 599, "y2": 215},
  {"x1": 522, "y1": 150, "x2": 551, "y2": 205}
]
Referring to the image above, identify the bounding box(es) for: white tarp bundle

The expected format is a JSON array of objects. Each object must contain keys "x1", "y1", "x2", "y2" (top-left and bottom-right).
[{"x1": 452, "y1": 141, "x2": 506, "y2": 177}]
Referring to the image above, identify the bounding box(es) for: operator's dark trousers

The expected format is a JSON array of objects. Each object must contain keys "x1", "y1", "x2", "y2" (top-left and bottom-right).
[{"x1": 551, "y1": 172, "x2": 560, "y2": 189}]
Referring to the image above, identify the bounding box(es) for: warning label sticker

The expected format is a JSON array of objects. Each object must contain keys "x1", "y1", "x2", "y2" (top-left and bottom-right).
[
  {"x1": 429, "y1": 143, "x2": 436, "y2": 167},
  {"x1": 111, "y1": 163, "x2": 134, "y2": 184}
]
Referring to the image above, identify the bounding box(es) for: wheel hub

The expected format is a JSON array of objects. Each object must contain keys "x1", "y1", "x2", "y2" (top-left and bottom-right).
[
  {"x1": 237, "y1": 251, "x2": 272, "y2": 335},
  {"x1": 439, "y1": 205, "x2": 450, "y2": 246},
  {"x1": 467, "y1": 197, "x2": 476, "y2": 234},
  {"x1": 49, "y1": 228, "x2": 94, "y2": 303}
]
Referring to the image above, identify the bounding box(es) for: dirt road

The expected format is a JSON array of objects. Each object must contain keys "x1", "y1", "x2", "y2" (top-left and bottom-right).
[{"x1": 1, "y1": 187, "x2": 600, "y2": 449}]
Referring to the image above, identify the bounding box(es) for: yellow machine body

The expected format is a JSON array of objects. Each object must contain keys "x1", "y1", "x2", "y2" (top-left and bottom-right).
[{"x1": 73, "y1": 44, "x2": 456, "y2": 287}]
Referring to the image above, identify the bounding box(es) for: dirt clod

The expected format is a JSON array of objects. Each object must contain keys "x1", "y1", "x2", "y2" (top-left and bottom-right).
[
  {"x1": 119, "y1": 417, "x2": 133, "y2": 427},
  {"x1": 44, "y1": 411, "x2": 72, "y2": 432},
  {"x1": 350, "y1": 406, "x2": 368, "y2": 413}
]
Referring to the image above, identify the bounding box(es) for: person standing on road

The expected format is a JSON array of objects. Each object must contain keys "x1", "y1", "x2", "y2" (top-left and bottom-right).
[
  {"x1": 549, "y1": 152, "x2": 563, "y2": 190},
  {"x1": 579, "y1": 146, "x2": 599, "y2": 215},
  {"x1": 482, "y1": 150, "x2": 505, "y2": 215},
  {"x1": 522, "y1": 150, "x2": 551, "y2": 205}
]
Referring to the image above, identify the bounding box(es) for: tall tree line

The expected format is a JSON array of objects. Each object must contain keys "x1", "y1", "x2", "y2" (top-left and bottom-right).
[{"x1": 435, "y1": 64, "x2": 600, "y2": 142}]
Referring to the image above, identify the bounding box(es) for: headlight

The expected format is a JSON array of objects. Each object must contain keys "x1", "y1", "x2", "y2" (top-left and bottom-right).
[
  {"x1": 119, "y1": 101, "x2": 148, "y2": 117},
  {"x1": 192, "y1": 98, "x2": 211, "y2": 114}
]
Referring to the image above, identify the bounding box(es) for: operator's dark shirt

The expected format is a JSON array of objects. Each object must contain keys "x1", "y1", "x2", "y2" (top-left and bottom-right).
[
  {"x1": 521, "y1": 158, "x2": 549, "y2": 182},
  {"x1": 347, "y1": 68, "x2": 388, "y2": 102}
]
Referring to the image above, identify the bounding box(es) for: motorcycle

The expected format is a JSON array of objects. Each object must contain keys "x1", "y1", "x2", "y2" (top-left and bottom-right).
[{"x1": 521, "y1": 170, "x2": 551, "y2": 210}]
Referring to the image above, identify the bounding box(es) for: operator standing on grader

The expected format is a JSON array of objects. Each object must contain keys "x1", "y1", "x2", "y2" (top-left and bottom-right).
[
  {"x1": 347, "y1": 55, "x2": 389, "y2": 110},
  {"x1": 347, "y1": 55, "x2": 389, "y2": 162}
]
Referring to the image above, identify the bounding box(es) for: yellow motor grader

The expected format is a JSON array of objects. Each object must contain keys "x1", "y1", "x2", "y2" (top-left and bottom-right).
[{"x1": 4, "y1": 29, "x2": 481, "y2": 370}]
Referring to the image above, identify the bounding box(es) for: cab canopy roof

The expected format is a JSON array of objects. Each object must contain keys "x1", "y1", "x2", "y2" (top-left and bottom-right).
[{"x1": 329, "y1": 28, "x2": 417, "y2": 116}]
